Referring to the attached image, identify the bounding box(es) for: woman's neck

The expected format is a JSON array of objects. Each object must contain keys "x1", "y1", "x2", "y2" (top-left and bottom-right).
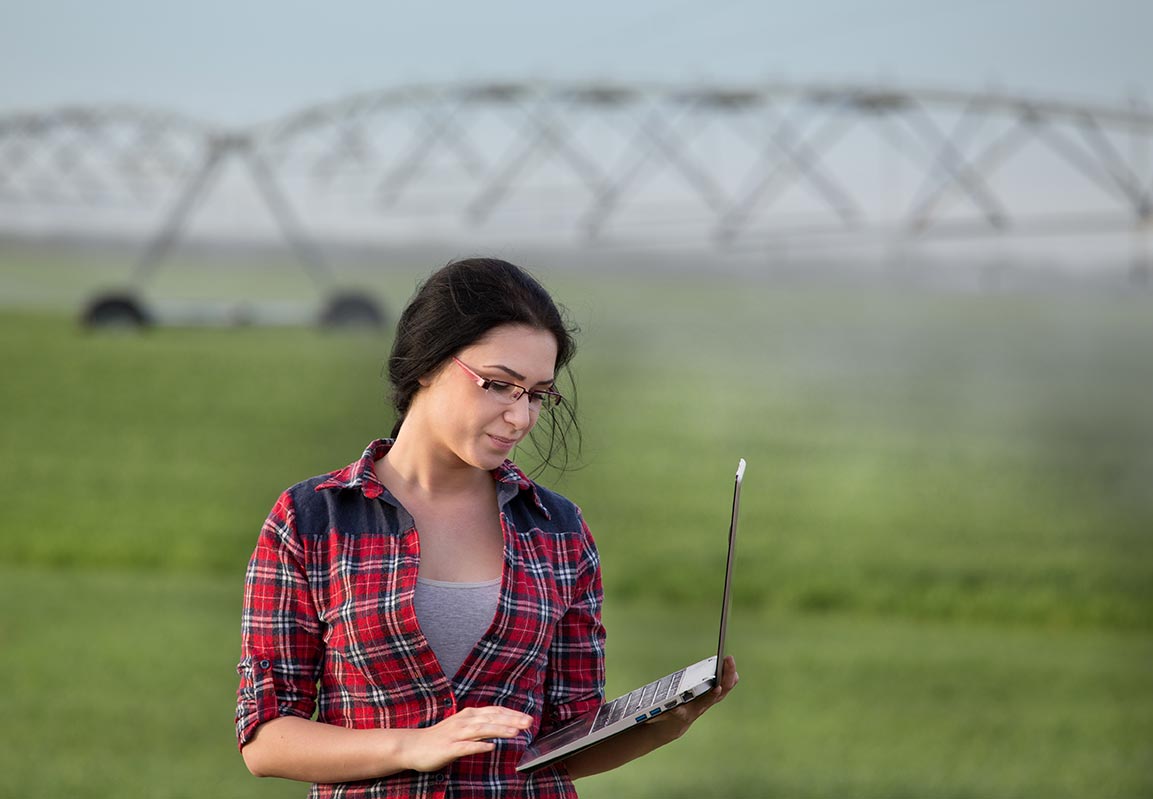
[{"x1": 377, "y1": 428, "x2": 492, "y2": 500}]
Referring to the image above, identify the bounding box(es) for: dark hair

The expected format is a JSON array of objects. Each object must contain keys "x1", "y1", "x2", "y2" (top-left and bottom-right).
[{"x1": 388, "y1": 257, "x2": 580, "y2": 472}]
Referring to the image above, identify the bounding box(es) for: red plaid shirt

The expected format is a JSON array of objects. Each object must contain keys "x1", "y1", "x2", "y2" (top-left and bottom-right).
[{"x1": 236, "y1": 440, "x2": 606, "y2": 799}]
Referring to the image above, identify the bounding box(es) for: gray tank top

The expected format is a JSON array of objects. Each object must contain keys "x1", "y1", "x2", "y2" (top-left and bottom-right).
[{"x1": 413, "y1": 576, "x2": 502, "y2": 680}]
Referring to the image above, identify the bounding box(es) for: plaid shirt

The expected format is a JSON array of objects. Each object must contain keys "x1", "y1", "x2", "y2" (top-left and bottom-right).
[{"x1": 236, "y1": 439, "x2": 606, "y2": 799}]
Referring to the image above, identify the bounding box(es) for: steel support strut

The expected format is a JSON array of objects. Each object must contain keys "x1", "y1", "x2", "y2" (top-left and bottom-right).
[{"x1": 132, "y1": 133, "x2": 332, "y2": 289}]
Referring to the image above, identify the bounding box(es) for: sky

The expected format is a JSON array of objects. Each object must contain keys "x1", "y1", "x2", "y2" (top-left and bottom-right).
[{"x1": 2, "y1": 0, "x2": 1152, "y2": 126}]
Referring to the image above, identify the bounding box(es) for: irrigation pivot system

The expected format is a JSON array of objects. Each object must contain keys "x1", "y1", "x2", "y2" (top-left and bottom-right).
[{"x1": 2, "y1": 81, "x2": 1151, "y2": 325}]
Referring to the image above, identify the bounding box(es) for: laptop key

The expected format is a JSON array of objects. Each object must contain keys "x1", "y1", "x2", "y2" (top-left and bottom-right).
[{"x1": 640, "y1": 681, "x2": 658, "y2": 708}]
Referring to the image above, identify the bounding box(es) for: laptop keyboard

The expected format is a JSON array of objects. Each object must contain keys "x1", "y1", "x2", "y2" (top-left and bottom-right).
[{"x1": 590, "y1": 668, "x2": 686, "y2": 732}]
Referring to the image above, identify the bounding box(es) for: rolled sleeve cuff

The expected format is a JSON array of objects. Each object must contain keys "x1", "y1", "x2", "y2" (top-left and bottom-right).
[{"x1": 235, "y1": 654, "x2": 313, "y2": 749}]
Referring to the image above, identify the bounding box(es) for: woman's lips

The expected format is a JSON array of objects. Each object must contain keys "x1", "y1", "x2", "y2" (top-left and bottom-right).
[{"x1": 488, "y1": 434, "x2": 518, "y2": 450}]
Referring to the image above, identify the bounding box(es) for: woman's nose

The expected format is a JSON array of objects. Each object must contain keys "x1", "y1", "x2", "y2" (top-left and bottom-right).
[{"x1": 503, "y1": 394, "x2": 532, "y2": 429}]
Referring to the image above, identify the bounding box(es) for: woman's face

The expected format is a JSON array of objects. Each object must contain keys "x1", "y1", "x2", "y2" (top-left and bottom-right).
[{"x1": 415, "y1": 323, "x2": 559, "y2": 472}]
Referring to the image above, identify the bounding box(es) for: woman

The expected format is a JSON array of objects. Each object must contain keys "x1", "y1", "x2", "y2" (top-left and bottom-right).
[{"x1": 235, "y1": 258, "x2": 738, "y2": 798}]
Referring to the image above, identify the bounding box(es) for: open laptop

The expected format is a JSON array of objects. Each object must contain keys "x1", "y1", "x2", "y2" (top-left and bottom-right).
[{"x1": 518, "y1": 458, "x2": 745, "y2": 773}]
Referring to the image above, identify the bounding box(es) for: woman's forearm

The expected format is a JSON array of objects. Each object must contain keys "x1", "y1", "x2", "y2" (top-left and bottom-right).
[
  {"x1": 241, "y1": 716, "x2": 412, "y2": 783},
  {"x1": 242, "y1": 705, "x2": 534, "y2": 784}
]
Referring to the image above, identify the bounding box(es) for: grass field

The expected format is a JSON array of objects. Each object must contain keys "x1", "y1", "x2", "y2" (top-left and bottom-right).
[{"x1": 1, "y1": 249, "x2": 1151, "y2": 797}]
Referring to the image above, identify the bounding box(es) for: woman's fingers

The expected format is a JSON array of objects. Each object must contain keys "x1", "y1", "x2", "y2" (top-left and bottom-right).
[
  {"x1": 437, "y1": 706, "x2": 534, "y2": 746},
  {"x1": 403, "y1": 706, "x2": 534, "y2": 772},
  {"x1": 717, "y1": 654, "x2": 740, "y2": 696},
  {"x1": 449, "y1": 706, "x2": 534, "y2": 740}
]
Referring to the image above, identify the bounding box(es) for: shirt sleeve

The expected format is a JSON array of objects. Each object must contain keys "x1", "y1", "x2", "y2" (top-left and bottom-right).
[
  {"x1": 235, "y1": 490, "x2": 323, "y2": 748},
  {"x1": 540, "y1": 508, "x2": 607, "y2": 735}
]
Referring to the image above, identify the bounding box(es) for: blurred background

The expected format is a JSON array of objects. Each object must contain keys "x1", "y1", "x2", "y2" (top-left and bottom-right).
[{"x1": 1, "y1": 2, "x2": 1151, "y2": 797}]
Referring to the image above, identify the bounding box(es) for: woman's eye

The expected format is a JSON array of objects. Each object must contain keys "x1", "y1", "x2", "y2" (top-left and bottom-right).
[
  {"x1": 528, "y1": 391, "x2": 555, "y2": 406},
  {"x1": 488, "y1": 381, "x2": 518, "y2": 397}
]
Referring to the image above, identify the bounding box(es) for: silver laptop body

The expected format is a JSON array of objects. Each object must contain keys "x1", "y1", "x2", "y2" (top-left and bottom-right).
[{"x1": 517, "y1": 458, "x2": 745, "y2": 772}]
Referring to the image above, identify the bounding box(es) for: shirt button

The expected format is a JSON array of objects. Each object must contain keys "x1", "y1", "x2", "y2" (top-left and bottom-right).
[
  {"x1": 258, "y1": 660, "x2": 270, "y2": 670},
  {"x1": 443, "y1": 698, "x2": 453, "y2": 708},
  {"x1": 434, "y1": 774, "x2": 446, "y2": 783}
]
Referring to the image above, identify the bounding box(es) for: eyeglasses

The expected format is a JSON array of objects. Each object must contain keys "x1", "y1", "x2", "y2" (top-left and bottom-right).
[{"x1": 452, "y1": 357, "x2": 564, "y2": 409}]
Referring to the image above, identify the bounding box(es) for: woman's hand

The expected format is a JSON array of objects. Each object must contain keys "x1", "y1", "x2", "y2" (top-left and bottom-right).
[
  {"x1": 401, "y1": 706, "x2": 534, "y2": 773},
  {"x1": 565, "y1": 655, "x2": 741, "y2": 780},
  {"x1": 648, "y1": 655, "x2": 740, "y2": 741}
]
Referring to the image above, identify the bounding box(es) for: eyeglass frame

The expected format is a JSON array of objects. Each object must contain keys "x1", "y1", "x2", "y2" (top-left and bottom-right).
[{"x1": 451, "y1": 357, "x2": 565, "y2": 408}]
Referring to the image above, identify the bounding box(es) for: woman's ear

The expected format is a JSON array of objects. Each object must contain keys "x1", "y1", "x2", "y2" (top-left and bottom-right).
[{"x1": 418, "y1": 359, "x2": 452, "y2": 389}]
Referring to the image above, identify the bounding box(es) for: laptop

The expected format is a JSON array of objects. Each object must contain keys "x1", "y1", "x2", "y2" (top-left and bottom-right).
[{"x1": 517, "y1": 458, "x2": 745, "y2": 773}]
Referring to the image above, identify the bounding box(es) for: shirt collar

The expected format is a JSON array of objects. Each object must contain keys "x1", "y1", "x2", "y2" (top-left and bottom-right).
[{"x1": 315, "y1": 438, "x2": 552, "y2": 520}]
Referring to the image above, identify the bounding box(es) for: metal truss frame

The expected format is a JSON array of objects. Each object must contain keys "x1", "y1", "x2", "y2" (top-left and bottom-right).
[{"x1": 2, "y1": 82, "x2": 1151, "y2": 278}]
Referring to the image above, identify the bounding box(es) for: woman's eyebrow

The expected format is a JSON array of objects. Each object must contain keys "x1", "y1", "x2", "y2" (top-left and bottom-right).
[{"x1": 483, "y1": 364, "x2": 555, "y2": 385}]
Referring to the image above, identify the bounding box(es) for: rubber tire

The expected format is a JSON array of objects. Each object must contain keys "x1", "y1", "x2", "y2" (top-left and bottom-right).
[
  {"x1": 319, "y1": 293, "x2": 387, "y2": 329},
  {"x1": 82, "y1": 293, "x2": 151, "y2": 329}
]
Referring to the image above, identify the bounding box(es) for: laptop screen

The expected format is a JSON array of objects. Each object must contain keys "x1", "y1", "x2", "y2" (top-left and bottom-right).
[{"x1": 714, "y1": 458, "x2": 745, "y2": 684}]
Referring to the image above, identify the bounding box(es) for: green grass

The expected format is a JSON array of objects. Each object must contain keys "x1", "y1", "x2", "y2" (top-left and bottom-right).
[{"x1": 1, "y1": 252, "x2": 1152, "y2": 796}]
